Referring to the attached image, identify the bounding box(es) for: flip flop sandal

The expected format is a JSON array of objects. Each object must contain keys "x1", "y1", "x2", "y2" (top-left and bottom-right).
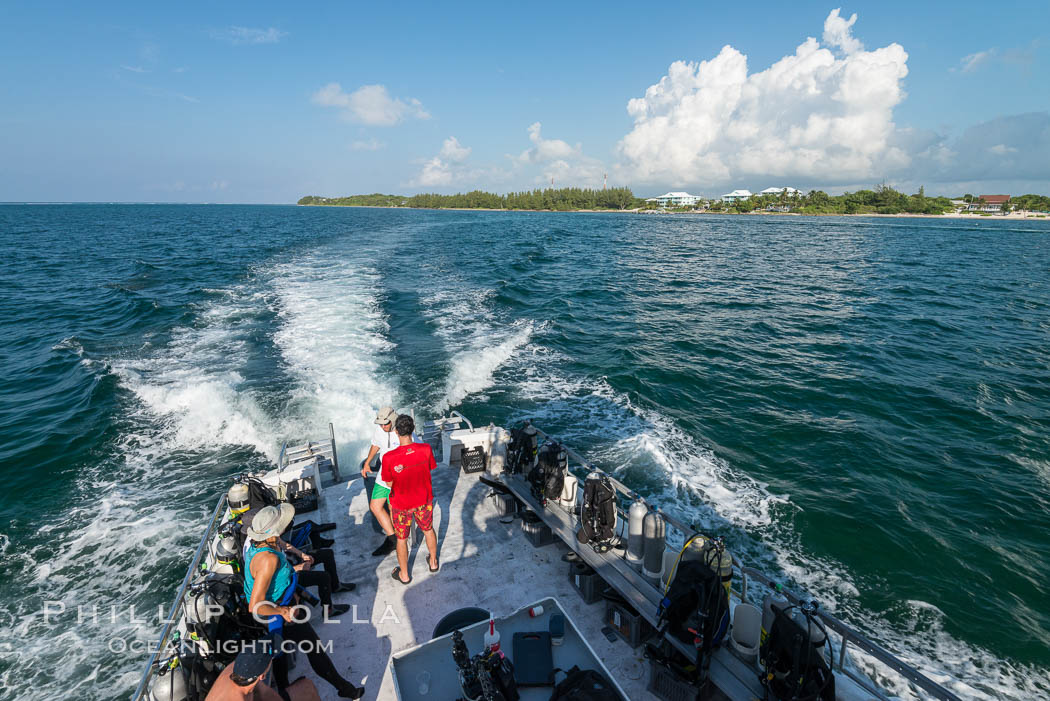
[
  {"x1": 429, "y1": 557, "x2": 439, "y2": 573},
  {"x1": 391, "y1": 567, "x2": 411, "y2": 585}
]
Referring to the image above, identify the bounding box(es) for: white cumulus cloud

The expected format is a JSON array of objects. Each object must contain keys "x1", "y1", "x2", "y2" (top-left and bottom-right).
[
  {"x1": 440, "y1": 136, "x2": 472, "y2": 162},
  {"x1": 512, "y1": 122, "x2": 605, "y2": 186},
  {"x1": 822, "y1": 8, "x2": 863, "y2": 54},
  {"x1": 416, "y1": 157, "x2": 455, "y2": 187},
  {"x1": 411, "y1": 137, "x2": 476, "y2": 187},
  {"x1": 988, "y1": 143, "x2": 1018, "y2": 155},
  {"x1": 616, "y1": 8, "x2": 910, "y2": 188},
  {"x1": 313, "y1": 83, "x2": 430, "y2": 126},
  {"x1": 517, "y1": 122, "x2": 578, "y2": 163}
]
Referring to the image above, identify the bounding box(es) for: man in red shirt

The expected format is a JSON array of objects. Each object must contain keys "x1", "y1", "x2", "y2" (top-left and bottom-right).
[{"x1": 381, "y1": 414, "x2": 439, "y2": 583}]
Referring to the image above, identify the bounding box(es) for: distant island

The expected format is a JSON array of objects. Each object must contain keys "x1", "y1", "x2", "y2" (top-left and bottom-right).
[
  {"x1": 298, "y1": 187, "x2": 1050, "y2": 217},
  {"x1": 298, "y1": 188, "x2": 639, "y2": 211}
]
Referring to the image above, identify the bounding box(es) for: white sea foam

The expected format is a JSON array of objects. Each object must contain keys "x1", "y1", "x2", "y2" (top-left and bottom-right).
[
  {"x1": 270, "y1": 255, "x2": 399, "y2": 464},
  {"x1": 420, "y1": 288, "x2": 537, "y2": 412},
  {"x1": 512, "y1": 364, "x2": 785, "y2": 531},
  {"x1": 440, "y1": 321, "x2": 534, "y2": 411},
  {"x1": 109, "y1": 288, "x2": 277, "y2": 458}
]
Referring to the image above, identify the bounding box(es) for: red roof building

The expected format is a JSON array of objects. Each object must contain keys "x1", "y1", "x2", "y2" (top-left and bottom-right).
[{"x1": 967, "y1": 194, "x2": 1011, "y2": 211}]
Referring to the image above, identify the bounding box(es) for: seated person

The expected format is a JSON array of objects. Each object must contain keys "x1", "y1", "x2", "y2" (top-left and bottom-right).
[
  {"x1": 244, "y1": 505, "x2": 364, "y2": 699},
  {"x1": 205, "y1": 650, "x2": 318, "y2": 701},
  {"x1": 240, "y1": 507, "x2": 355, "y2": 611}
]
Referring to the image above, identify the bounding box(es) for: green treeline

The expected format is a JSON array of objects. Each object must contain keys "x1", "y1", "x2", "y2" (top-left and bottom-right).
[
  {"x1": 708, "y1": 185, "x2": 954, "y2": 215},
  {"x1": 298, "y1": 193, "x2": 405, "y2": 207},
  {"x1": 1008, "y1": 194, "x2": 1050, "y2": 211},
  {"x1": 298, "y1": 187, "x2": 641, "y2": 210},
  {"x1": 299, "y1": 186, "x2": 1050, "y2": 215}
]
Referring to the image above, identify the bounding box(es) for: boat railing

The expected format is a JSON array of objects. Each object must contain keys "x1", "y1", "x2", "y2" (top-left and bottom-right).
[
  {"x1": 448, "y1": 410, "x2": 474, "y2": 433},
  {"x1": 131, "y1": 492, "x2": 228, "y2": 701},
  {"x1": 528, "y1": 423, "x2": 961, "y2": 701},
  {"x1": 278, "y1": 423, "x2": 341, "y2": 481}
]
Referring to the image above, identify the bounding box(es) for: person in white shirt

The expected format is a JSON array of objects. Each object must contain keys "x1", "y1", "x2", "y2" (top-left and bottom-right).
[{"x1": 360, "y1": 406, "x2": 419, "y2": 556}]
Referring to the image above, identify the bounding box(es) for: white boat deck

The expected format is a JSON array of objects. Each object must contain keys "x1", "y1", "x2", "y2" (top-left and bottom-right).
[{"x1": 302, "y1": 462, "x2": 658, "y2": 701}]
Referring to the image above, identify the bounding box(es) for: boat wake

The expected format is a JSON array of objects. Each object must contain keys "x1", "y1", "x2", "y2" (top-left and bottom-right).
[
  {"x1": 419, "y1": 287, "x2": 537, "y2": 412},
  {"x1": 270, "y1": 253, "x2": 400, "y2": 463}
]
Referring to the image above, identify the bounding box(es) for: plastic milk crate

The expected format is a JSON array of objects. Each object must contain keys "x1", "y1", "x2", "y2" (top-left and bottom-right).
[
  {"x1": 605, "y1": 595, "x2": 655, "y2": 648},
  {"x1": 568, "y1": 561, "x2": 607, "y2": 604},
  {"x1": 490, "y1": 491, "x2": 519, "y2": 517},
  {"x1": 520, "y1": 511, "x2": 555, "y2": 547},
  {"x1": 460, "y1": 445, "x2": 486, "y2": 474},
  {"x1": 647, "y1": 658, "x2": 699, "y2": 701}
]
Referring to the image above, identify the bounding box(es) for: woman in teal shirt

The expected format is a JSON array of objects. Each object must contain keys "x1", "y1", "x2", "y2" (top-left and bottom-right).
[{"x1": 244, "y1": 504, "x2": 364, "y2": 699}]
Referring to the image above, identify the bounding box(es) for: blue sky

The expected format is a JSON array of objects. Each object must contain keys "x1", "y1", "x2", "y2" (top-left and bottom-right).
[{"x1": 1, "y1": 1, "x2": 1048, "y2": 202}]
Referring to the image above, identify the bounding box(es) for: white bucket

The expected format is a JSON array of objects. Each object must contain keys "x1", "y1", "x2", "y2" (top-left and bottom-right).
[
  {"x1": 730, "y1": 603, "x2": 761, "y2": 663},
  {"x1": 559, "y1": 474, "x2": 578, "y2": 510}
]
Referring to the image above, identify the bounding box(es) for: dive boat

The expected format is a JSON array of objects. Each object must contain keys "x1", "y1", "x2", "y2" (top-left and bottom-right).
[{"x1": 133, "y1": 412, "x2": 962, "y2": 701}]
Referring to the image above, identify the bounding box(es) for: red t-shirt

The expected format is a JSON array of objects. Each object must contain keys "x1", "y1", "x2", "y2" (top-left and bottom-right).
[{"x1": 381, "y1": 442, "x2": 436, "y2": 510}]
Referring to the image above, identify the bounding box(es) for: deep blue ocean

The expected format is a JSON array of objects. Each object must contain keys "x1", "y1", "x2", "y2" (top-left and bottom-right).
[{"x1": 1, "y1": 205, "x2": 1048, "y2": 700}]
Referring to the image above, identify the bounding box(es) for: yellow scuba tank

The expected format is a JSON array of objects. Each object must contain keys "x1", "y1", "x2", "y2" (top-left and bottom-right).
[
  {"x1": 226, "y1": 483, "x2": 250, "y2": 517},
  {"x1": 666, "y1": 533, "x2": 734, "y2": 597}
]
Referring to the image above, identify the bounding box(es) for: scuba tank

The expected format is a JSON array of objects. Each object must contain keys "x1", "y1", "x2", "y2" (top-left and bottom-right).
[
  {"x1": 184, "y1": 587, "x2": 222, "y2": 626},
  {"x1": 793, "y1": 601, "x2": 827, "y2": 648},
  {"x1": 760, "y1": 600, "x2": 836, "y2": 700},
  {"x1": 508, "y1": 423, "x2": 540, "y2": 475},
  {"x1": 626, "y1": 500, "x2": 647, "y2": 567},
  {"x1": 657, "y1": 532, "x2": 731, "y2": 683},
  {"x1": 149, "y1": 661, "x2": 189, "y2": 701},
  {"x1": 641, "y1": 508, "x2": 665, "y2": 581},
  {"x1": 211, "y1": 535, "x2": 241, "y2": 575},
  {"x1": 761, "y1": 582, "x2": 790, "y2": 646},
  {"x1": 227, "y1": 483, "x2": 250, "y2": 517},
  {"x1": 680, "y1": 535, "x2": 734, "y2": 596}
]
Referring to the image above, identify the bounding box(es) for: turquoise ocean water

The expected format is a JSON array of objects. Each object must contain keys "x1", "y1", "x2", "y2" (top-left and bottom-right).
[{"x1": 0, "y1": 205, "x2": 1048, "y2": 699}]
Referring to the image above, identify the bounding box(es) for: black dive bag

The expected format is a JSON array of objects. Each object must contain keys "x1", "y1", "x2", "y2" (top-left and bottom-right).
[
  {"x1": 576, "y1": 474, "x2": 616, "y2": 549},
  {"x1": 507, "y1": 426, "x2": 538, "y2": 475},
  {"x1": 549, "y1": 665, "x2": 623, "y2": 701},
  {"x1": 528, "y1": 442, "x2": 566, "y2": 503},
  {"x1": 241, "y1": 475, "x2": 280, "y2": 511},
  {"x1": 657, "y1": 559, "x2": 730, "y2": 660},
  {"x1": 759, "y1": 606, "x2": 835, "y2": 701}
]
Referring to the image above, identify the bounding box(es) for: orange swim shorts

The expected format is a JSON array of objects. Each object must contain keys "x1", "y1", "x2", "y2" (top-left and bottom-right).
[{"x1": 391, "y1": 502, "x2": 434, "y2": 540}]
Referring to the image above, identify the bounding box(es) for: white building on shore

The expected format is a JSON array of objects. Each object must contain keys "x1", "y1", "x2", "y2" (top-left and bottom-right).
[
  {"x1": 647, "y1": 191, "x2": 701, "y2": 207},
  {"x1": 721, "y1": 189, "x2": 753, "y2": 203},
  {"x1": 759, "y1": 186, "x2": 801, "y2": 197}
]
